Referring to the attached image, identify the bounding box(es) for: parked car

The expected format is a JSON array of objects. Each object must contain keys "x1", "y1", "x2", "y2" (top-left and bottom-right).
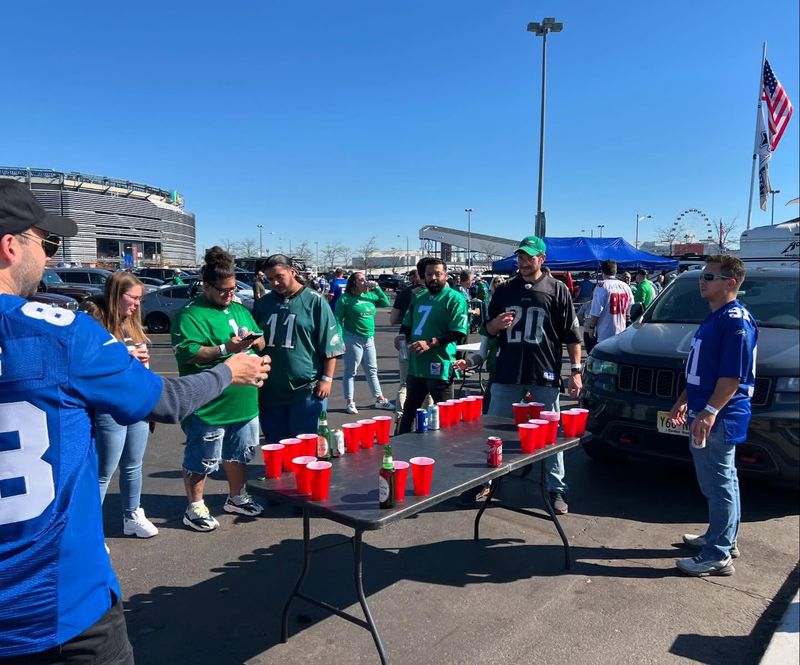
[
  {"x1": 39, "y1": 269, "x2": 102, "y2": 302},
  {"x1": 579, "y1": 266, "x2": 800, "y2": 487},
  {"x1": 137, "y1": 276, "x2": 165, "y2": 287},
  {"x1": 377, "y1": 274, "x2": 409, "y2": 291},
  {"x1": 140, "y1": 284, "x2": 254, "y2": 334},
  {"x1": 54, "y1": 267, "x2": 113, "y2": 288},
  {"x1": 135, "y1": 267, "x2": 192, "y2": 281},
  {"x1": 28, "y1": 291, "x2": 79, "y2": 311}
]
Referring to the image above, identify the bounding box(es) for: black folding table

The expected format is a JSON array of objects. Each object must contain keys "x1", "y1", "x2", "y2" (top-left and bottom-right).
[{"x1": 248, "y1": 416, "x2": 581, "y2": 665}]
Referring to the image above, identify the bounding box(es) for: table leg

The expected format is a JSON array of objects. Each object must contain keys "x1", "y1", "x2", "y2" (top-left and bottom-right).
[
  {"x1": 540, "y1": 463, "x2": 571, "y2": 570},
  {"x1": 352, "y1": 530, "x2": 388, "y2": 665},
  {"x1": 281, "y1": 507, "x2": 312, "y2": 642},
  {"x1": 473, "y1": 476, "x2": 502, "y2": 541}
]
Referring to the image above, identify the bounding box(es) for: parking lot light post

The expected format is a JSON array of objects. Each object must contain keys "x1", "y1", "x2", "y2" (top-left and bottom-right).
[
  {"x1": 464, "y1": 208, "x2": 473, "y2": 268},
  {"x1": 397, "y1": 234, "x2": 409, "y2": 270},
  {"x1": 635, "y1": 214, "x2": 652, "y2": 249},
  {"x1": 769, "y1": 189, "x2": 780, "y2": 225},
  {"x1": 597, "y1": 224, "x2": 605, "y2": 238},
  {"x1": 257, "y1": 224, "x2": 263, "y2": 256}
]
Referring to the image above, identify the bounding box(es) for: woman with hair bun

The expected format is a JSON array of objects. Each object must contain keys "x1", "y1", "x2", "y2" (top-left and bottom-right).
[{"x1": 171, "y1": 246, "x2": 267, "y2": 532}]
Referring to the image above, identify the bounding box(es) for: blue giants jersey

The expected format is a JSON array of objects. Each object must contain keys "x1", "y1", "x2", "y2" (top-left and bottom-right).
[
  {"x1": 0, "y1": 296, "x2": 163, "y2": 656},
  {"x1": 685, "y1": 299, "x2": 758, "y2": 444},
  {"x1": 328, "y1": 277, "x2": 348, "y2": 311}
]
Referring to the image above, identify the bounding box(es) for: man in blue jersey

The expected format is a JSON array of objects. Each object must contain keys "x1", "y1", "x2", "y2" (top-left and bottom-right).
[
  {"x1": 0, "y1": 179, "x2": 269, "y2": 663},
  {"x1": 669, "y1": 255, "x2": 757, "y2": 577},
  {"x1": 327, "y1": 266, "x2": 348, "y2": 311}
]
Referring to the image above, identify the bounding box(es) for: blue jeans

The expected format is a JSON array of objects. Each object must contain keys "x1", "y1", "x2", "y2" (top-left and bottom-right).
[
  {"x1": 342, "y1": 330, "x2": 384, "y2": 402},
  {"x1": 689, "y1": 425, "x2": 740, "y2": 561},
  {"x1": 259, "y1": 392, "x2": 326, "y2": 444},
  {"x1": 95, "y1": 413, "x2": 150, "y2": 519},
  {"x1": 181, "y1": 415, "x2": 259, "y2": 475},
  {"x1": 488, "y1": 383, "x2": 567, "y2": 494}
]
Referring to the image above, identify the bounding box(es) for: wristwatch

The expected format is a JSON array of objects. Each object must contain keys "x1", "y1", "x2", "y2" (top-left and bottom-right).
[
  {"x1": 703, "y1": 404, "x2": 719, "y2": 416},
  {"x1": 570, "y1": 363, "x2": 582, "y2": 374}
]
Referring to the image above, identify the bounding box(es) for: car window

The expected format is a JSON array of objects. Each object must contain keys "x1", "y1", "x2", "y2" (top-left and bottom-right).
[
  {"x1": 90, "y1": 273, "x2": 108, "y2": 285},
  {"x1": 43, "y1": 269, "x2": 63, "y2": 284},
  {"x1": 60, "y1": 271, "x2": 90, "y2": 284},
  {"x1": 165, "y1": 286, "x2": 190, "y2": 299},
  {"x1": 646, "y1": 275, "x2": 799, "y2": 329}
]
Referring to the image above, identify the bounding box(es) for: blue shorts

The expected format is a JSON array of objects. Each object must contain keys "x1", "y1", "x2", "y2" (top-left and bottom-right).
[{"x1": 181, "y1": 415, "x2": 259, "y2": 475}]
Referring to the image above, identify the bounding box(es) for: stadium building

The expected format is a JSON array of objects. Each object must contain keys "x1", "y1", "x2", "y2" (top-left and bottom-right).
[{"x1": 1, "y1": 166, "x2": 196, "y2": 268}]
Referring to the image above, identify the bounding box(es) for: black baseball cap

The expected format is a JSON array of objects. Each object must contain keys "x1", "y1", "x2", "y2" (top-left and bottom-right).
[{"x1": 0, "y1": 179, "x2": 78, "y2": 237}]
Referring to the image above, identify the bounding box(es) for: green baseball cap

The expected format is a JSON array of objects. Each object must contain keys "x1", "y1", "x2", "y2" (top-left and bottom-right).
[{"x1": 516, "y1": 235, "x2": 547, "y2": 257}]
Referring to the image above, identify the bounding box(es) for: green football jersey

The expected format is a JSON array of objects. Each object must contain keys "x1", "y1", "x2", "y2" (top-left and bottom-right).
[
  {"x1": 253, "y1": 287, "x2": 345, "y2": 405},
  {"x1": 171, "y1": 296, "x2": 261, "y2": 424},
  {"x1": 335, "y1": 287, "x2": 391, "y2": 338},
  {"x1": 402, "y1": 285, "x2": 469, "y2": 380}
]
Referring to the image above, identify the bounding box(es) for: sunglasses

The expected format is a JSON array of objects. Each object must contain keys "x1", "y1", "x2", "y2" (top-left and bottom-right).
[
  {"x1": 700, "y1": 272, "x2": 732, "y2": 282},
  {"x1": 18, "y1": 232, "x2": 61, "y2": 257},
  {"x1": 206, "y1": 284, "x2": 237, "y2": 296}
]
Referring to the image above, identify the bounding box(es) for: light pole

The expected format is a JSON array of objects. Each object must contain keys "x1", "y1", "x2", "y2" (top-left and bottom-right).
[
  {"x1": 597, "y1": 224, "x2": 605, "y2": 238},
  {"x1": 397, "y1": 234, "x2": 409, "y2": 270},
  {"x1": 581, "y1": 227, "x2": 594, "y2": 238},
  {"x1": 769, "y1": 189, "x2": 780, "y2": 225},
  {"x1": 527, "y1": 17, "x2": 563, "y2": 238},
  {"x1": 635, "y1": 214, "x2": 652, "y2": 249},
  {"x1": 257, "y1": 224, "x2": 263, "y2": 256},
  {"x1": 464, "y1": 208, "x2": 473, "y2": 269},
  {"x1": 314, "y1": 241, "x2": 319, "y2": 270}
]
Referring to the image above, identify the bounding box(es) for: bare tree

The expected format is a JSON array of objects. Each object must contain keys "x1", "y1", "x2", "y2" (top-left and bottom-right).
[
  {"x1": 389, "y1": 246, "x2": 405, "y2": 269},
  {"x1": 322, "y1": 241, "x2": 344, "y2": 271},
  {"x1": 337, "y1": 245, "x2": 352, "y2": 269},
  {"x1": 479, "y1": 241, "x2": 500, "y2": 262},
  {"x1": 293, "y1": 241, "x2": 313, "y2": 267},
  {"x1": 713, "y1": 217, "x2": 739, "y2": 252},
  {"x1": 239, "y1": 237, "x2": 258, "y2": 257},
  {"x1": 654, "y1": 224, "x2": 686, "y2": 255},
  {"x1": 357, "y1": 237, "x2": 378, "y2": 273},
  {"x1": 218, "y1": 238, "x2": 241, "y2": 256}
]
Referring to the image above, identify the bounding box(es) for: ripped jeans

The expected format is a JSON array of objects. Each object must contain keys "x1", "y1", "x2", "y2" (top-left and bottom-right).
[{"x1": 181, "y1": 415, "x2": 259, "y2": 475}]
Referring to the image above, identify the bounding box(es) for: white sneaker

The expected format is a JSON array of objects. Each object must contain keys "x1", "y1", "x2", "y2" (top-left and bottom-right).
[
  {"x1": 183, "y1": 502, "x2": 220, "y2": 532},
  {"x1": 123, "y1": 508, "x2": 159, "y2": 538},
  {"x1": 373, "y1": 399, "x2": 395, "y2": 411},
  {"x1": 346, "y1": 403, "x2": 359, "y2": 415},
  {"x1": 676, "y1": 555, "x2": 735, "y2": 577},
  {"x1": 224, "y1": 491, "x2": 264, "y2": 517}
]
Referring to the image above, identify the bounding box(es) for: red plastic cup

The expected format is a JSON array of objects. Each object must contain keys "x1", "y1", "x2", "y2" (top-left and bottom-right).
[
  {"x1": 529, "y1": 419, "x2": 550, "y2": 449},
  {"x1": 409, "y1": 456, "x2": 435, "y2": 496},
  {"x1": 539, "y1": 411, "x2": 560, "y2": 444},
  {"x1": 393, "y1": 460, "x2": 410, "y2": 501},
  {"x1": 517, "y1": 423, "x2": 539, "y2": 453},
  {"x1": 444, "y1": 400, "x2": 459, "y2": 426},
  {"x1": 560, "y1": 410, "x2": 580, "y2": 437},
  {"x1": 261, "y1": 444, "x2": 284, "y2": 478},
  {"x1": 472, "y1": 395, "x2": 484, "y2": 418},
  {"x1": 341, "y1": 422, "x2": 362, "y2": 453},
  {"x1": 278, "y1": 438, "x2": 302, "y2": 471},
  {"x1": 569, "y1": 408, "x2": 589, "y2": 436},
  {"x1": 373, "y1": 416, "x2": 392, "y2": 444},
  {"x1": 292, "y1": 455, "x2": 317, "y2": 494},
  {"x1": 513, "y1": 402, "x2": 531, "y2": 425},
  {"x1": 437, "y1": 401, "x2": 451, "y2": 428},
  {"x1": 528, "y1": 402, "x2": 545, "y2": 420},
  {"x1": 307, "y1": 460, "x2": 333, "y2": 500},
  {"x1": 465, "y1": 396, "x2": 481, "y2": 421},
  {"x1": 357, "y1": 419, "x2": 376, "y2": 448},
  {"x1": 456, "y1": 398, "x2": 469, "y2": 422},
  {"x1": 296, "y1": 433, "x2": 318, "y2": 457}
]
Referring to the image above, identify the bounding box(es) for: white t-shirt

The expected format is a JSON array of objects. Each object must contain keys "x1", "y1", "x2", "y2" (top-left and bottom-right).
[{"x1": 588, "y1": 277, "x2": 634, "y2": 342}]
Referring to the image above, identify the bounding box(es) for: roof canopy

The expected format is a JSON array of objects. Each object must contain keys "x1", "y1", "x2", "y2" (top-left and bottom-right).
[{"x1": 491, "y1": 237, "x2": 679, "y2": 273}]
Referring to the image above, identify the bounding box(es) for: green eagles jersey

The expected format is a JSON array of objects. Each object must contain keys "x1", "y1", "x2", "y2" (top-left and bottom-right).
[
  {"x1": 402, "y1": 285, "x2": 469, "y2": 380},
  {"x1": 253, "y1": 286, "x2": 345, "y2": 405},
  {"x1": 335, "y1": 287, "x2": 391, "y2": 338},
  {"x1": 171, "y1": 296, "x2": 261, "y2": 425}
]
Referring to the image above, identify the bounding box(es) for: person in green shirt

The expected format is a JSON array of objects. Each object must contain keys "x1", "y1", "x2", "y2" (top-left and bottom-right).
[
  {"x1": 634, "y1": 269, "x2": 656, "y2": 309},
  {"x1": 335, "y1": 271, "x2": 394, "y2": 414},
  {"x1": 396, "y1": 258, "x2": 469, "y2": 434},
  {"x1": 171, "y1": 246, "x2": 266, "y2": 532},
  {"x1": 254, "y1": 254, "x2": 345, "y2": 443}
]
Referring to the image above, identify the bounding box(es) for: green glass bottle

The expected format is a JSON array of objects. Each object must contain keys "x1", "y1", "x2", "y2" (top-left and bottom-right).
[
  {"x1": 379, "y1": 444, "x2": 395, "y2": 509},
  {"x1": 317, "y1": 411, "x2": 332, "y2": 460}
]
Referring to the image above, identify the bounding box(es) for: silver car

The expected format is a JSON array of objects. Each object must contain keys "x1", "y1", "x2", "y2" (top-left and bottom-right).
[{"x1": 140, "y1": 284, "x2": 254, "y2": 334}]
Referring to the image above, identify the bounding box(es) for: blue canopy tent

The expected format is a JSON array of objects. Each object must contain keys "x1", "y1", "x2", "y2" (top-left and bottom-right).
[{"x1": 491, "y1": 237, "x2": 679, "y2": 273}]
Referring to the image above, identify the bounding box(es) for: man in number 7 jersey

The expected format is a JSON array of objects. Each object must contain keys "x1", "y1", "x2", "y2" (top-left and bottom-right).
[{"x1": 586, "y1": 259, "x2": 634, "y2": 344}]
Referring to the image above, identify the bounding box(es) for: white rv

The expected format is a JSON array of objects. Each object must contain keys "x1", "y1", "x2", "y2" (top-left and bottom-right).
[{"x1": 738, "y1": 218, "x2": 800, "y2": 268}]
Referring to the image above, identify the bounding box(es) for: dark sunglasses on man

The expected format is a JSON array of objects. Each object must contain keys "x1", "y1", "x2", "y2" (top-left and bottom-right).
[
  {"x1": 700, "y1": 271, "x2": 733, "y2": 282},
  {"x1": 18, "y1": 232, "x2": 61, "y2": 257}
]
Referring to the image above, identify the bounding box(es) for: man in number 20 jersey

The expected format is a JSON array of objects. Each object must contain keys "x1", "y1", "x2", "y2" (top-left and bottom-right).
[{"x1": 586, "y1": 259, "x2": 633, "y2": 343}]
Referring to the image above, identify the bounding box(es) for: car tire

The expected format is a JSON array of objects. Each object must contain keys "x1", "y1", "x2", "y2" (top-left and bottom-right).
[
  {"x1": 581, "y1": 437, "x2": 627, "y2": 463},
  {"x1": 146, "y1": 312, "x2": 170, "y2": 334}
]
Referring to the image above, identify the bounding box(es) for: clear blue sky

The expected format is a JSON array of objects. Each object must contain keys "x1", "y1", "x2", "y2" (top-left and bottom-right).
[{"x1": 3, "y1": 1, "x2": 798, "y2": 257}]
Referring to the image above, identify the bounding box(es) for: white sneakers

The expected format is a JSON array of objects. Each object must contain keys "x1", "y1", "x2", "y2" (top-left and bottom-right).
[
  {"x1": 123, "y1": 507, "x2": 159, "y2": 538},
  {"x1": 346, "y1": 403, "x2": 359, "y2": 415}
]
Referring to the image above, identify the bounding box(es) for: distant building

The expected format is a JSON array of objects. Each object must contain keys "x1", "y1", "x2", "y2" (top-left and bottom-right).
[{"x1": 1, "y1": 166, "x2": 196, "y2": 268}]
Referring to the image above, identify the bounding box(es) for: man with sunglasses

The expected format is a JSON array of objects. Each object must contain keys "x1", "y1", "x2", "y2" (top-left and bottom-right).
[
  {"x1": 669, "y1": 255, "x2": 757, "y2": 577},
  {"x1": 0, "y1": 180, "x2": 269, "y2": 662}
]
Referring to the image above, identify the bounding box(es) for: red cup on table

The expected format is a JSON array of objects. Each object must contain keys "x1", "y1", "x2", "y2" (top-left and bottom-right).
[
  {"x1": 527, "y1": 419, "x2": 547, "y2": 449},
  {"x1": 292, "y1": 455, "x2": 317, "y2": 495},
  {"x1": 341, "y1": 422, "x2": 362, "y2": 453},
  {"x1": 261, "y1": 444, "x2": 284, "y2": 478},
  {"x1": 409, "y1": 456, "x2": 435, "y2": 496},
  {"x1": 357, "y1": 419, "x2": 376, "y2": 448},
  {"x1": 393, "y1": 460, "x2": 410, "y2": 501},
  {"x1": 278, "y1": 438, "x2": 302, "y2": 471},
  {"x1": 457, "y1": 398, "x2": 470, "y2": 422},
  {"x1": 560, "y1": 410, "x2": 580, "y2": 437},
  {"x1": 372, "y1": 416, "x2": 392, "y2": 444},
  {"x1": 465, "y1": 396, "x2": 481, "y2": 421},
  {"x1": 517, "y1": 423, "x2": 539, "y2": 454},
  {"x1": 307, "y1": 460, "x2": 333, "y2": 500},
  {"x1": 472, "y1": 395, "x2": 484, "y2": 418},
  {"x1": 539, "y1": 411, "x2": 560, "y2": 444},
  {"x1": 296, "y1": 433, "x2": 318, "y2": 457},
  {"x1": 513, "y1": 402, "x2": 531, "y2": 425},
  {"x1": 437, "y1": 401, "x2": 450, "y2": 428},
  {"x1": 569, "y1": 408, "x2": 589, "y2": 436},
  {"x1": 528, "y1": 402, "x2": 545, "y2": 420}
]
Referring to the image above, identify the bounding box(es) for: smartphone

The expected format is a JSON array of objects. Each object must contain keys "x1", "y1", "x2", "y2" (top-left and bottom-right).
[{"x1": 241, "y1": 332, "x2": 263, "y2": 343}]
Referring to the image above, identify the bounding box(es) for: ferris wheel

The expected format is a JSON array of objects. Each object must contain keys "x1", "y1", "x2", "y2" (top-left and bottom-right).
[{"x1": 674, "y1": 208, "x2": 715, "y2": 244}]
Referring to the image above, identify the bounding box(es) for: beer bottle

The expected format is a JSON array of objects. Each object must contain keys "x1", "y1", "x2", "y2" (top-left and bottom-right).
[
  {"x1": 379, "y1": 444, "x2": 395, "y2": 509},
  {"x1": 317, "y1": 411, "x2": 332, "y2": 460}
]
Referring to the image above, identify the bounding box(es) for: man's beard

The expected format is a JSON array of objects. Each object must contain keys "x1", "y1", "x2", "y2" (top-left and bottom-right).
[
  {"x1": 426, "y1": 281, "x2": 444, "y2": 294},
  {"x1": 14, "y1": 260, "x2": 44, "y2": 297}
]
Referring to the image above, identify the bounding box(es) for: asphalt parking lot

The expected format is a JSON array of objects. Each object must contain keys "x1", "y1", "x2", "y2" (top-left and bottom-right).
[{"x1": 108, "y1": 308, "x2": 799, "y2": 664}]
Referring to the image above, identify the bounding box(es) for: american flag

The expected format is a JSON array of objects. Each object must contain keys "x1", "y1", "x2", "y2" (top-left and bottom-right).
[{"x1": 762, "y1": 60, "x2": 793, "y2": 150}]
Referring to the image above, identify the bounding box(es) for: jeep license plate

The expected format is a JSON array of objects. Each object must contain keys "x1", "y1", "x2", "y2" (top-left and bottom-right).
[{"x1": 656, "y1": 411, "x2": 689, "y2": 437}]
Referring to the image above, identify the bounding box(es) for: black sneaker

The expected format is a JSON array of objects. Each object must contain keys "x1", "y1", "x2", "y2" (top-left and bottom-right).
[
  {"x1": 549, "y1": 492, "x2": 568, "y2": 515},
  {"x1": 224, "y1": 491, "x2": 263, "y2": 517}
]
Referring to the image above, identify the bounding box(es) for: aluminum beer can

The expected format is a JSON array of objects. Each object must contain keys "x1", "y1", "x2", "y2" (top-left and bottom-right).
[
  {"x1": 330, "y1": 429, "x2": 345, "y2": 457},
  {"x1": 486, "y1": 436, "x2": 503, "y2": 467},
  {"x1": 415, "y1": 408, "x2": 429, "y2": 433},
  {"x1": 428, "y1": 404, "x2": 440, "y2": 430}
]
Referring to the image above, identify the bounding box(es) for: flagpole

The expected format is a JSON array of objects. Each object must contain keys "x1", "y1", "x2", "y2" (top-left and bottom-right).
[{"x1": 746, "y1": 42, "x2": 768, "y2": 230}]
